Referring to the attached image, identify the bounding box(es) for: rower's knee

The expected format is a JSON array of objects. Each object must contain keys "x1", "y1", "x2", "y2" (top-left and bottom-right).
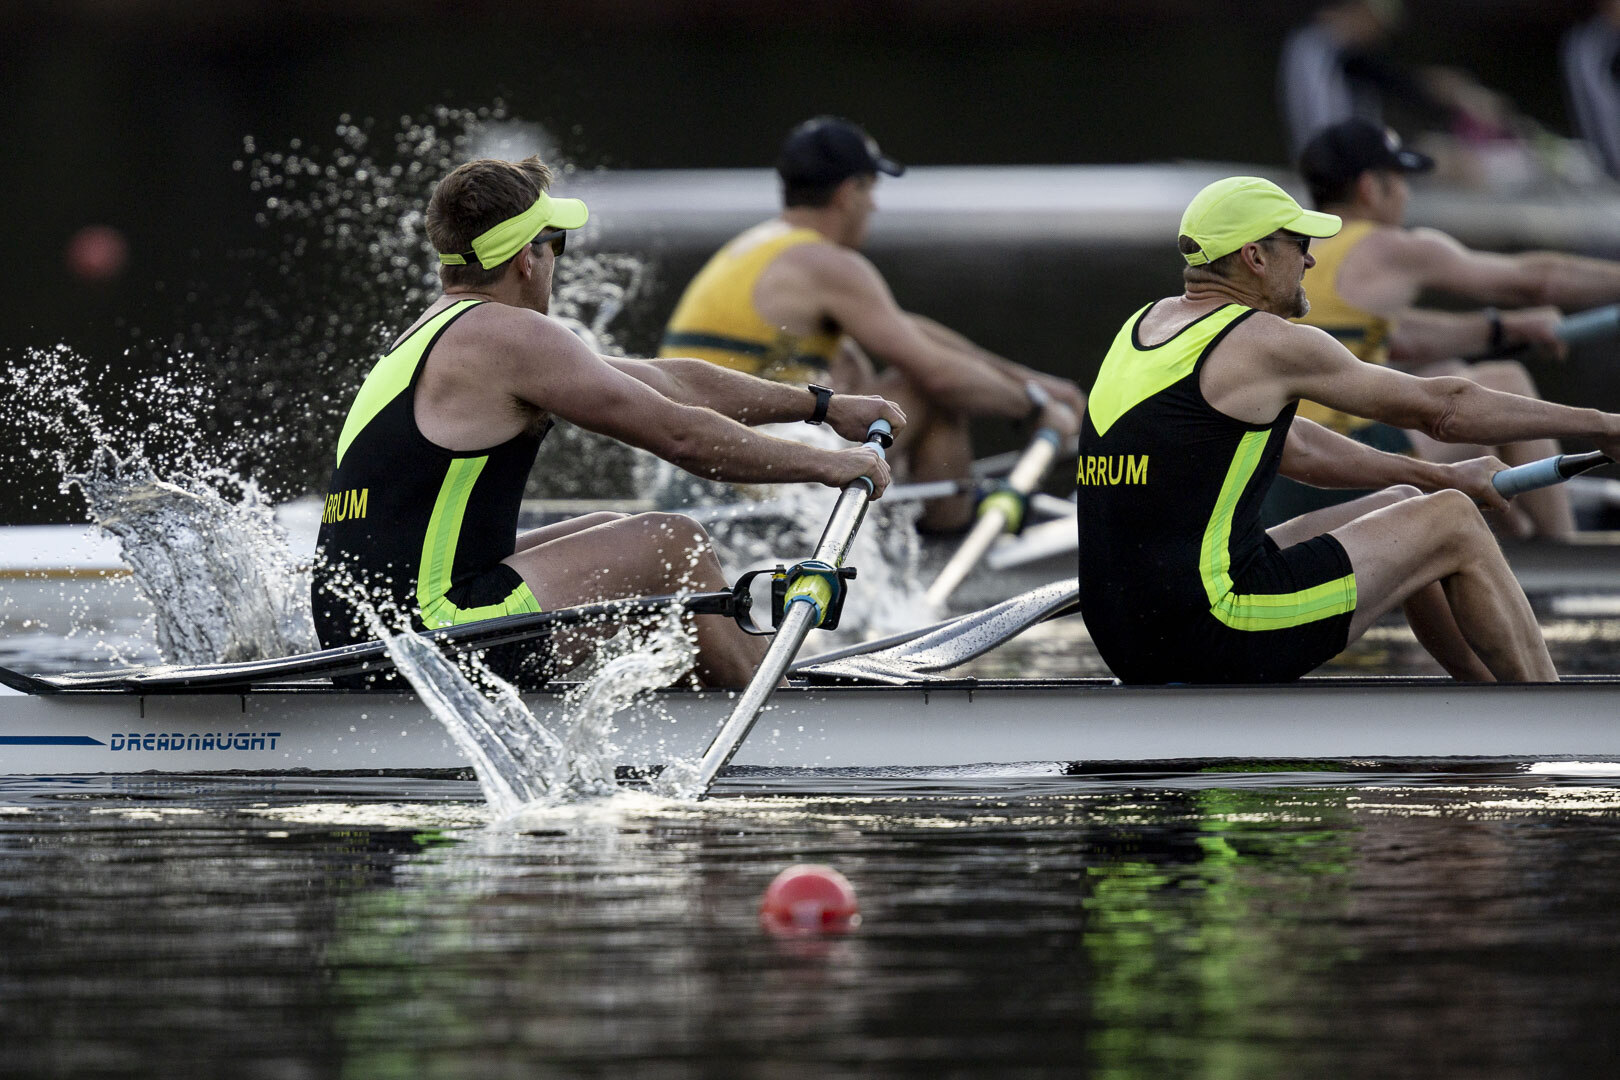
[
  {"x1": 1421, "y1": 488, "x2": 1494, "y2": 551},
  {"x1": 635, "y1": 511, "x2": 718, "y2": 555},
  {"x1": 1366, "y1": 484, "x2": 1422, "y2": 511},
  {"x1": 573, "y1": 511, "x2": 629, "y2": 529}
]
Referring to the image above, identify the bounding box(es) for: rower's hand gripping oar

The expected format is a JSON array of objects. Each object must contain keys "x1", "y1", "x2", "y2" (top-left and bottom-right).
[
  {"x1": 688, "y1": 419, "x2": 893, "y2": 796},
  {"x1": 923, "y1": 412, "x2": 1066, "y2": 609},
  {"x1": 1491, "y1": 450, "x2": 1613, "y2": 498}
]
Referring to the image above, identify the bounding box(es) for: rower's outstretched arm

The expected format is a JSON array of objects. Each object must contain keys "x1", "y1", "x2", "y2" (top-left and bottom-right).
[
  {"x1": 1279, "y1": 416, "x2": 1511, "y2": 511},
  {"x1": 804, "y1": 247, "x2": 1031, "y2": 417},
  {"x1": 1270, "y1": 322, "x2": 1620, "y2": 457},
  {"x1": 909, "y1": 314, "x2": 1088, "y2": 417},
  {"x1": 1400, "y1": 227, "x2": 1620, "y2": 311},
  {"x1": 605, "y1": 355, "x2": 905, "y2": 445}
]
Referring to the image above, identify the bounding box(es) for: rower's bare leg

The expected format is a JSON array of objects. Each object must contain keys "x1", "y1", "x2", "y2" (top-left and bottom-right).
[
  {"x1": 1409, "y1": 359, "x2": 1574, "y2": 539},
  {"x1": 1267, "y1": 487, "x2": 1492, "y2": 680},
  {"x1": 513, "y1": 511, "x2": 628, "y2": 554},
  {"x1": 504, "y1": 511, "x2": 766, "y2": 687},
  {"x1": 1331, "y1": 489, "x2": 1555, "y2": 681}
]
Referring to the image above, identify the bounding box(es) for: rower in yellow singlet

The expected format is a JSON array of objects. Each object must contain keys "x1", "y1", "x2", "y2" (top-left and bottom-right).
[
  {"x1": 659, "y1": 117, "x2": 1085, "y2": 532},
  {"x1": 1264, "y1": 118, "x2": 1620, "y2": 538},
  {"x1": 661, "y1": 221, "x2": 840, "y2": 384}
]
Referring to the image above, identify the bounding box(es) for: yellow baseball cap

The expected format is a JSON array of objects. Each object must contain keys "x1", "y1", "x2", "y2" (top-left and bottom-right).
[{"x1": 1179, "y1": 177, "x2": 1341, "y2": 266}]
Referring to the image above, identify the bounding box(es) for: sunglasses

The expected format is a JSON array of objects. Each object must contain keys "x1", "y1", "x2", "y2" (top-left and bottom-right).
[
  {"x1": 531, "y1": 228, "x2": 568, "y2": 258},
  {"x1": 1262, "y1": 233, "x2": 1310, "y2": 256}
]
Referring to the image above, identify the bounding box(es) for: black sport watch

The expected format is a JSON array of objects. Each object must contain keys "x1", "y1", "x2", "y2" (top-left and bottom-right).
[{"x1": 806, "y1": 384, "x2": 834, "y2": 425}]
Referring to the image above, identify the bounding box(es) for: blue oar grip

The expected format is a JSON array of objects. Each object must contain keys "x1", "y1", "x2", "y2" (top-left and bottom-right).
[
  {"x1": 1492, "y1": 456, "x2": 1568, "y2": 498},
  {"x1": 1557, "y1": 304, "x2": 1620, "y2": 345},
  {"x1": 866, "y1": 418, "x2": 893, "y2": 449},
  {"x1": 1032, "y1": 427, "x2": 1064, "y2": 449}
]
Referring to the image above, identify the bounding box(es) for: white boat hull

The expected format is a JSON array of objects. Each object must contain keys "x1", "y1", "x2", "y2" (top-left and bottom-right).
[{"x1": 3, "y1": 677, "x2": 1619, "y2": 775}]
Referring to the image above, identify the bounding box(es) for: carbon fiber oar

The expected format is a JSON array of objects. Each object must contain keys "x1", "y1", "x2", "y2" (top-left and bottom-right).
[
  {"x1": 689, "y1": 420, "x2": 893, "y2": 796},
  {"x1": 26, "y1": 590, "x2": 737, "y2": 694}
]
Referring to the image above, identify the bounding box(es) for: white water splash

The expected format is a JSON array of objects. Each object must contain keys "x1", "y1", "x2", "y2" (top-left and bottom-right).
[
  {"x1": 5, "y1": 345, "x2": 315, "y2": 665},
  {"x1": 636, "y1": 423, "x2": 932, "y2": 635},
  {"x1": 374, "y1": 606, "x2": 700, "y2": 817},
  {"x1": 70, "y1": 450, "x2": 315, "y2": 664}
]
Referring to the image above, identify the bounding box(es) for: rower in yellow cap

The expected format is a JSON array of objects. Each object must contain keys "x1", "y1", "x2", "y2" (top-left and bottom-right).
[
  {"x1": 311, "y1": 154, "x2": 906, "y2": 688},
  {"x1": 1078, "y1": 174, "x2": 1620, "y2": 685}
]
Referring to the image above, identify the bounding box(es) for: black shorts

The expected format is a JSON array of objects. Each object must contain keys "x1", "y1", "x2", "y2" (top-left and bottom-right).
[{"x1": 1092, "y1": 534, "x2": 1357, "y2": 685}]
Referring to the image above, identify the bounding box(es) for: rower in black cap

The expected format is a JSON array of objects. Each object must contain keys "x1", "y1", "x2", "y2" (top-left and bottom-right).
[
  {"x1": 660, "y1": 116, "x2": 1084, "y2": 532},
  {"x1": 1269, "y1": 117, "x2": 1620, "y2": 538}
]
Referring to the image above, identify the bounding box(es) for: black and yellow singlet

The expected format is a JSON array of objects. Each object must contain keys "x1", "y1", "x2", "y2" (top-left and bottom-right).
[
  {"x1": 311, "y1": 298, "x2": 547, "y2": 659},
  {"x1": 1078, "y1": 301, "x2": 1358, "y2": 684},
  {"x1": 659, "y1": 221, "x2": 841, "y2": 382},
  {"x1": 1294, "y1": 219, "x2": 1390, "y2": 435}
]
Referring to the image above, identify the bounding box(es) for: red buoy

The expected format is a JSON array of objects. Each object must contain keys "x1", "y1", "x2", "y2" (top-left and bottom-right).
[
  {"x1": 65, "y1": 225, "x2": 129, "y2": 283},
  {"x1": 759, "y1": 864, "x2": 860, "y2": 934}
]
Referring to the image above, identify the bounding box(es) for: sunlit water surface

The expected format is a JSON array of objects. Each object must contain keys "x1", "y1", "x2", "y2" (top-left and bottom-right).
[{"x1": 3, "y1": 771, "x2": 1620, "y2": 1078}]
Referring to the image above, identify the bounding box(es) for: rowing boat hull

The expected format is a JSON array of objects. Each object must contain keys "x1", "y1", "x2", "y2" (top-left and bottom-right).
[{"x1": 3, "y1": 677, "x2": 1619, "y2": 775}]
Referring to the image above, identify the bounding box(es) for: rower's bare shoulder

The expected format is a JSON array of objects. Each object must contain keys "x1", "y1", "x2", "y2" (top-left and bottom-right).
[
  {"x1": 1230, "y1": 310, "x2": 1344, "y2": 369},
  {"x1": 448, "y1": 303, "x2": 588, "y2": 368},
  {"x1": 1370, "y1": 225, "x2": 1466, "y2": 274},
  {"x1": 782, "y1": 241, "x2": 883, "y2": 292}
]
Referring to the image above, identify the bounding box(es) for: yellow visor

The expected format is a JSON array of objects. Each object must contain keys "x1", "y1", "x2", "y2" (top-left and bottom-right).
[{"x1": 437, "y1": 190, "x2": 589, "y2": 270}]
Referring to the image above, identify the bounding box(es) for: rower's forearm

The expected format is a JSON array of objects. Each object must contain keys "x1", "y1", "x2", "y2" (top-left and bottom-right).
[
  {"x1": 621, "y1": 357, "x2": 817, "y2": 425},
  {"x1": 662, "y1": 411, "x2": 835, "y2": 484},
  {"x1": 1282, "y1": 420, "x2": 1450, "y2": 490},
  {"x1": 911, "y1": 314, "x2": 1041, "y2": 406},
  {"x1": 1387, "y1": 309, "x2": 1492, "y2": 364},
  {"x1": 1519, "y1": 252, "x2": 1620, "y2": 310},
  {"x1": 1428, "y1": 381, "x2": 1620, "y2": 445}
]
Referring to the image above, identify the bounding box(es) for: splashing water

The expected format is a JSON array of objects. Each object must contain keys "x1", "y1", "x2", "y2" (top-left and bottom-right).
[
  {"x1": 226, "y1": 106, "x2": 655, "y2": 503},
  {"x1": 4, "y1": 345, "x2": 315, "y2": 664},
  {"x1": 375, "y1": 606, "x2": 700, "y2": 816},
  {"x1": 636, "y1": 425, "x2": 933, "y2": 636},
  {"x1": 3, "y1": 106, "x2": 657, "y2": 664},
  {"x1": 69, "y1": 450, "x2": 315, "y2": 665}
]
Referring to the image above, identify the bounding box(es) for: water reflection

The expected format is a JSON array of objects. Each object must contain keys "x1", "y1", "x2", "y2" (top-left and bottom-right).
[{"x1": 2, "y1": 775, "x2": 1619, "y2": 1076}]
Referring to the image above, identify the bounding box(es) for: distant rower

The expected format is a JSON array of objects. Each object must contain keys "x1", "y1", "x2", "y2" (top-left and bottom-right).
[{"x1": 660, "y1": 116, "x2": 1082, "y2": 532}]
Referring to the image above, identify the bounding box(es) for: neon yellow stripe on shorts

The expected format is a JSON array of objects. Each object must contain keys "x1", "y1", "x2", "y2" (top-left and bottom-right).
[
  {"x1": 415, "y1": 456, "x2": 543, "y2": 629},
  {"x1": 1199, "y1": 430, "x2": 1357, "y2": 631}
]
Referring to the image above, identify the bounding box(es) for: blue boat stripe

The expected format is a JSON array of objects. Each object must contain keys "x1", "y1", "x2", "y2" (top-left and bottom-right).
[{"x1": 0, "y1": 736, "x2": 106, "y2": 745}]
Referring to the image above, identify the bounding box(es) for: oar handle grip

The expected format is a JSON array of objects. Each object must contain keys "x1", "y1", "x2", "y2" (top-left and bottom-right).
[
  {"x1": 1557, "y1": 304, "x2": 1620, "y2": 345},
  {"x1": 866, "y1": 418, "x2": 894, "y2": 449},
  {"x1": 1491, "y1": 451, "x2": 1613, "y2": 498}
]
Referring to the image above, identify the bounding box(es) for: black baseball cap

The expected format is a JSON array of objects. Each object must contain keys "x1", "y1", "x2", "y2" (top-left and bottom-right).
[
  {"x1": 1299, "y1": 118, "x2": 1434, "y2": 188},
  {"x1": 776, "y1": 117, "x2": 906, "y2": 186}
]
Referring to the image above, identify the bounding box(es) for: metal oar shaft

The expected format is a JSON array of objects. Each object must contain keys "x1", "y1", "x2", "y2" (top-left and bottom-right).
[
  {"x1": 691, "y1": 422, "x2": 891, "y2": 794},
  {"x1": 923, "y1": 429, "x2": 1061, "y2": 609}
]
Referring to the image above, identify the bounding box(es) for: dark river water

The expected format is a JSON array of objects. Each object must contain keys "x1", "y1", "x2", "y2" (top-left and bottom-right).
[{"x1": 3, "y1": 770, "x2": 1619, "y2": 1079}]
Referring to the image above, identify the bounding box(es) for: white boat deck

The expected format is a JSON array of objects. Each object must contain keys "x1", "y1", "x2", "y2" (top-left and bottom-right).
[{"x1": 1, "y1": 677, "x2": 1617, "y2": 775}]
